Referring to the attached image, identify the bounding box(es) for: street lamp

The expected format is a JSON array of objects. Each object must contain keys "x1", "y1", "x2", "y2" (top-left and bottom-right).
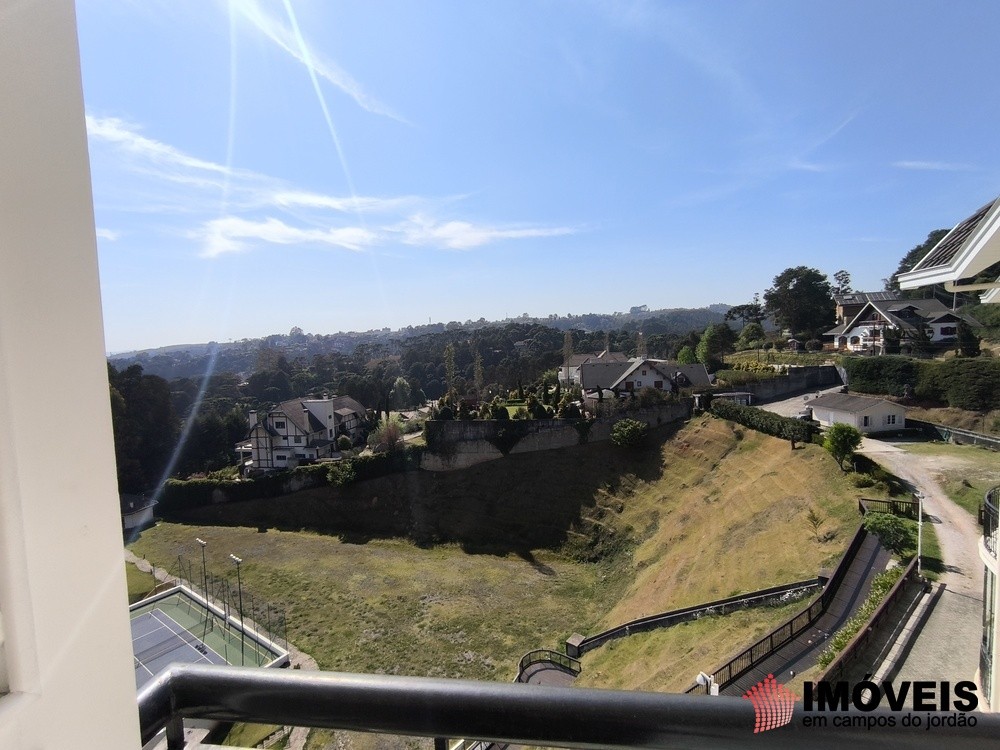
[
  {"x1": 196, "y1": 538, "x2": 207, "y2": 599},
  {"x1": 230, "y1": 554, "x2": 245, "y2": 665}
]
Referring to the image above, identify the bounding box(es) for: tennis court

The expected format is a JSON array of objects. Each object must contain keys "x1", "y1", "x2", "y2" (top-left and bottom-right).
[{"x1": 130, "y1": 587, "x2": 286, "y2": 690}]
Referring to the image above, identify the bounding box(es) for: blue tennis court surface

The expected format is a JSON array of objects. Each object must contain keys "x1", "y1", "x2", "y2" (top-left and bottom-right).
[
  {"x1": 132, "y1": 608, "x2": 228, "y2": 689},
  {"x1": 130, "y1": 587, "x2": 287, "y2": 690}
]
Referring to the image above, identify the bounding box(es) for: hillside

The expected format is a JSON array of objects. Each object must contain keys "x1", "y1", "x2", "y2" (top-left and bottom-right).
[{"x1": 130, "y1": 414, "x2": 863, "y2": 695}]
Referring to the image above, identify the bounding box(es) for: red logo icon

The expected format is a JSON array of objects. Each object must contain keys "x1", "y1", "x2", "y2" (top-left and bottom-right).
[{"x1": 743, "y1": 674, "x2": 797, "y2": 733}]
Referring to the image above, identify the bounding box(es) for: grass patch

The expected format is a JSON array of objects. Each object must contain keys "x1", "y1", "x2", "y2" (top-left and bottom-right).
[
  {"x1": 896, "y1": 441, "x2": 1000, "y2": 518},
  {"x1": 125, "y1": 563, "x2": 156, "y2": 604},
  {"x1": 222, "y1": 723, "x2": 283, "y2": 747},
  {"x1": 905, "y1": 405, "x2": 1000, "y2": 437},
  {"x1": 576, "y1": 596, "x2": 814, "y2": 693}
]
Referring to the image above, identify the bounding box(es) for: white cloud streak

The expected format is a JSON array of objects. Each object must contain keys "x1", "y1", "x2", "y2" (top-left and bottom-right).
[
  {"x1": 396, "y1": 215, "x2": 577, "y2": 250},
  {"x1": 892, "y1": 160, "x2": 975, "y2": 172},
  {"x1": 199, "y1": 216, "x2": 376, "y2": 257},
  {"x1": 232, "y1": 0, "x2": 406, "y2": 123},
  {"x1": 95, "y1": 228, "x2": 120, "y2": 241}
]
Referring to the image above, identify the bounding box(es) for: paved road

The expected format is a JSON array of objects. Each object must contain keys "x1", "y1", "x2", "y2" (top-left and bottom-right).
[
  {"x1": 756, "y1": 391, "x2": 984, "y2": 688},
  {"x1": 855, "y1": 439, "x2": 983, "y2": 687}
]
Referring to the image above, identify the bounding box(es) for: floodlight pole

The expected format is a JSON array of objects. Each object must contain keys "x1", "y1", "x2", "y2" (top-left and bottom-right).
[
  {"x1": 916, "y1": 493, "x2": 923, "y2": 578},
  {"x1": 230, "y1": 554, "x2": 245, "y2": 665},
  {"x1": 196, "y1": 538, "x2": 208, "y2": 599}
]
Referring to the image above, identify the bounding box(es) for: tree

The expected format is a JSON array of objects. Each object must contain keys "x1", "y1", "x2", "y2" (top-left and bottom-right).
[
  {"x1": 833, "y1": 269, "x2": 853, "y2": 295},
  {"x1": 724, "y1": 294, "x2": 765, "y2": 327},
  {"x1": 863, "y1": 512, "x2": 911, "y2": 553},
  {"x1": 886, "y1": 229, "x2": 948, "y2": 295},
  {"x1": 695, "y1": 323, "x2": 735, "y2": 371},
  {"x1": 736, "y1": 321, "x2": 766, "y2": 351},
  {"x1": 389, "y1": 376, "x2": 412, "y2": 410},
  {"x1": 443, "y1": 343, "x2": 456, "y2": 394},
  {"x1": 957, "y1": 320, "x2": 981, "y2": 357},
  {"x1": 823, "y1": 423, "x2": 863, "y2": 471},
  {"x1": 763, "y1": 266, "x2": 834, "y2": 338},
  {"x1": 369, "y1": 414, "x2": 404, "y2": 453},
  {"x1": 677, "y1": 345, "x2": 697, "y2": 364}
]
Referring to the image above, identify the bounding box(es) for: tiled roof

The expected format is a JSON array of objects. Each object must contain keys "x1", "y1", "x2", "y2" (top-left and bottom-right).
[
  {"x1": 833, "y1": 291, "x2": 901, "y2": 305},
  {"x1": 809, "y1": 393, "x2": 897, "y2": 413},
  {"x1": 911, "y1": 197, "x2": 999, "y2": 272}
]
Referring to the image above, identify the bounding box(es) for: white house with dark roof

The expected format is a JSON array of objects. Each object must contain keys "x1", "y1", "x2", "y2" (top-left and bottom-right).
[
  {"x1": 243, "y1": 396, "x2": 366, "y2": 472},
  {"x1": 806, "y1": 393, "x2": 905, "y2": 434},
  {"x1": 579, "y1": 358, "x2": 711, "y2": 394},
  {"x1": 559, "y1": 350, "x2": 628, "y2": 385},
  {"x1": 824, "y1": 296, "x2": 976, "y2": 354}
]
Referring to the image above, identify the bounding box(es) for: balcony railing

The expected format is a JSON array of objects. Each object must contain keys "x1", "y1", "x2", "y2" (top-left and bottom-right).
[
  {"x1": 138, "y1": 663, "x2": 1000, "y2": 749},
  {"x1": 984, "y1": 486, "x2": 999, "y2": 559}
]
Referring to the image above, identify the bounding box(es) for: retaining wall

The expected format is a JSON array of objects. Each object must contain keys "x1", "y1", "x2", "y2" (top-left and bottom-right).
[
  {"x1": 421, "y1": 401, "x2": 691, "y2": 471},
  {"x1": 742, "y1": 365, "x2": 842, "y2": 402}
]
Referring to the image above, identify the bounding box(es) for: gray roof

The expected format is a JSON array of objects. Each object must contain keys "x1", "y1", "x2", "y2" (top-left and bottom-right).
[
  {"x1": 578, "y1": 361, "x2": 632, "y2": 389},
  {"x1": 839, "y1": 298, "x2": 976, "y2": 337},
  {"x1": 834, "y1": 291, "x2": 901, "y2": 305},
  {"x1": 808, "y1": 393, "x2": 899, "y2": 413}
]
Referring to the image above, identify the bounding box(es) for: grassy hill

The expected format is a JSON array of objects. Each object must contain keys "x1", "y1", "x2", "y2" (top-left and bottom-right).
[{"x1": 129, "y1": 414, "x2": 863, "y2": 693}]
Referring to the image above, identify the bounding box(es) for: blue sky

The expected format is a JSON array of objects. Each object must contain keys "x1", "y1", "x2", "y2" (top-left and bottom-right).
[{"x1": 78, "y1": 1, "x2": 1000, "y2": 353}]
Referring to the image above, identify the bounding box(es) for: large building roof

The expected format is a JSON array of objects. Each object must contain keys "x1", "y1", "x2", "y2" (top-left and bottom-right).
[{"x1": 808, "y1": 393, "x2": 899, "y2": 413}]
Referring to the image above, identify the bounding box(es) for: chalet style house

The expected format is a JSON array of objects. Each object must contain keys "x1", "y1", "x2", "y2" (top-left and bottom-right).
[
  {"x1": 824, "y1": 295, "x2": 975, "y2": 354},
  {"x1": 559, "y1": 350, "x2": 629, "y2": 385},
  {"x1": 237, "y1": 396, "x2": 366, "y2": 473},
  {"x1": 578, "y1": 358, "x2": 711, "y2": 395}
]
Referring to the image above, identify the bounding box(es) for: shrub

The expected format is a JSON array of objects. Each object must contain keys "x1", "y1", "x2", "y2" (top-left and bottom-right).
[
  {"x1": 610, "y1": 418, "x2": 648, "y2": 449},
  {"x1": 818, "y1": 565, "x2": 904, "y2": 667},
  {"x1": 863, "y1": 512, "x2": 912, "y2": 553},
  {"x1": 369, "y1": 414, "x2": 405, "y2": 452},
  {"x1": 709, "y1": 399, "x2": 815, "y2": 444},
  {"x1": 841, "y1": 356, "x2": 920, "y2": 397},
  {"x1": 336, "y1": 435, "x2": 353, "y2": 451},
  {"x1": 823, "y1": 423, "x2": 863, "y2": 470},
  {"x1": 327, "y1": 460, "x2": 356, "y2": 487},
  {"x1": 850, "y1": 473, "x2": 876, "y2": 488}
]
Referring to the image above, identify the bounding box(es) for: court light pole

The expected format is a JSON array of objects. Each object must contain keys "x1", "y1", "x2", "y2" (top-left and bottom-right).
[
  {"x1": 230, "y1": 554, "x2": 245, "y2": 665},
  {"x1": 196, "y1": 538, "x2": 208, "y2": 599},
  {"x1": 916, "y1": 493, "x2": 923, "y2": 578}
]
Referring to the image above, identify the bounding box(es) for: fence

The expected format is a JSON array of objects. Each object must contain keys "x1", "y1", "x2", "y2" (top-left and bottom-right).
[
  {"x1": 166, "y1": 555, "x2": 288, "y2": 651},
  {"x1": 858, "y1": 497, "x2": 921, "y2": 519},
  {"x1": 817, "y1": 556, "x2": 925, "y2": 683},
  {"x1": 906, "y1": 418, "x2": 1000, "y2": 451},
  {"x1": 567, "y1": 579, "x2": 821, "y2": 657},
  {"x1": 984, "y1": 486, "x2": 999, "y2": 559},
  {"x1": 684, "y1": 526, "x2": 869, "y2": 692},
  {"x1": 516, "y1": 650, "x2": 581, "y2": 681}
]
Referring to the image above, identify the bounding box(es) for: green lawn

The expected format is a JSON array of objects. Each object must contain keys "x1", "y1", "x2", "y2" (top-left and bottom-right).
[{"x1": 125, "y1": 563, "x2": 156, "y2": 604}]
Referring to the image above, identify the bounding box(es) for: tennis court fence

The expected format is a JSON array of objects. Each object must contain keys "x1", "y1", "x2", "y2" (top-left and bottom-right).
[{"x1": 155, "y1": 555, "x2": 289, "y2": 651}]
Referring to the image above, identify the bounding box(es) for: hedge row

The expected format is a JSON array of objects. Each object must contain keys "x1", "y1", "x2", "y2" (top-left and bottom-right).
[
  {"x1": 158, "y1": 446, "x2": 425, "y2": 513},
  {"x1": 843, "y1": 355, "x2": 1000, "y2": 410},
  {"x1": 710, "y1": 399, "x2": 815, "y2": 443}
]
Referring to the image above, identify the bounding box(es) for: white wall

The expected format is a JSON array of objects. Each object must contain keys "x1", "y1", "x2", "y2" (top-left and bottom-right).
[{"x1": 0, "y1": 1, "x2": 140, "y2": 747}]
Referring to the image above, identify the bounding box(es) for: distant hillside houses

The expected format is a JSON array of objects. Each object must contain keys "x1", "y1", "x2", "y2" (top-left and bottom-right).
[
  {"x1": 236, "y1": 395, "x2": 366, "y2": 474},
  {"x1": 824, "y1": 291, "x2": 976, "y2": 354}
]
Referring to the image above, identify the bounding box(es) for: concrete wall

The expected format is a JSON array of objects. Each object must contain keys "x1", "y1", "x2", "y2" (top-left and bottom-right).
[
  {"x1": 421, "y1": 401, "x2": 690, "y2": 471},
  {"x1": 740, "y1": 365, "x2": 841, "y2": 402}
]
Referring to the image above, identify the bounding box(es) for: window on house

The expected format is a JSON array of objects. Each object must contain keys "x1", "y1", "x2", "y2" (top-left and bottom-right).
[
  {"x1": 941, "y1": 326, "x2": 956, "y2": 336},
  {"x1": 276, "y1": 454, "x2": 287, "y2": 461},
  {"x1": 654, "y1": 380, "x2": 663, "y2": 389},
  {"x1": 635, "y1": 380, "x2": 641, "y2": 387},
  {"x1": 330, "y1": 430, "x2": 334, "y2": 438},
  {"x1": 862, "y1": 416, "x2": 870, "y2": 427},
  {"x1": 886, "y1": 414, "x2": 896, "y2": 425},
  {"x1": 295, "y1": 436, "x2": 302, "y2": 444},
  {"x1": 642, "y1": 370, "x2": 647, "y2": 376},
  {"x1": 274, "y1": 420, "x2": 285, "y2": 429}
]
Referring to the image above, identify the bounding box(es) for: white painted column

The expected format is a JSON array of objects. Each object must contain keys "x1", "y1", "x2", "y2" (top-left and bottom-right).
[{"x1": 0, "y1": 1, "x2": 140, "y2": 747}]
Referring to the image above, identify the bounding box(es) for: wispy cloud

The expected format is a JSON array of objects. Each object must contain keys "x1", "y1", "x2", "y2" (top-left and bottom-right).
[
  {"x1": 90, "y1": 116, "x2": 577, "y2": 257},
  {"x1": 396, "y1": 214, "x2": 577, "y2": 250},
  {"x1": 96, "y1": 228, "x2": 120, "y2": 241},
  {"x1": 892, "y1": 160, "x2": 975, "y2": 172},
  {"x1": 232, "y1": 0, "x2": 406, "y2": 123},
  {"x1": 272, "y1": 190, "x2": 420, "y2": 214},
  {"x1": 199, "y1": 216, "x2": 376, "y2": 257}
]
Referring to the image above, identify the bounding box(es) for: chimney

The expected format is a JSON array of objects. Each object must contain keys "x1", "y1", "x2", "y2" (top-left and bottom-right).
[{"x1": 248, "y1": 409, "x2": 256, "y2": 428}]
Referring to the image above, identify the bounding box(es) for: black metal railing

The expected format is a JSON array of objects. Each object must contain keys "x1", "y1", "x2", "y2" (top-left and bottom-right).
[
  {"x1": 571, "y1": 579, "x2": 820, "y2": 656},
  {"x1": 138, "y1": 662, "x2": 1000, "y2": 749},
  {"x1": 517, "y1": 649, "x2": 581, "y2": 680},
  {"x1": 858, "y1": 497, "x2": 921, "y2": 519},
  {"x1": 984, "y1": 486, "x2": 999, "y2": 559}
]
